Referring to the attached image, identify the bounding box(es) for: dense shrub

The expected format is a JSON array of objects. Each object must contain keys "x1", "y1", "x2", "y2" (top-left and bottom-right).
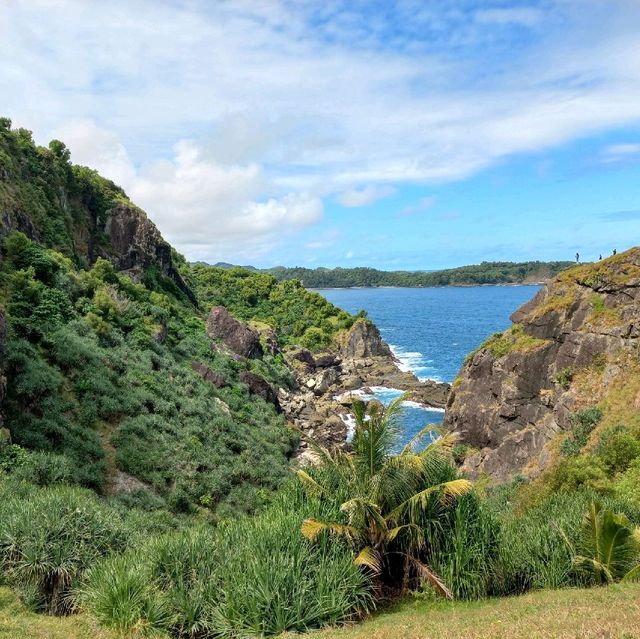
[
  {"x1": 83, "y1": 484, "x2": 372, "y2": 637},
  {"x1": 0, "y1": 485, "x2": 129, "y2": 614},
  {"x1": 488, "y1": 490, "x2": 640, "y2": 595}
]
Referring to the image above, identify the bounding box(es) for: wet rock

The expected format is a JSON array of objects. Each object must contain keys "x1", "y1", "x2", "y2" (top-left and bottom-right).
[{"x1": 206, "y1": 306, "x2": 263, "y2": 359}]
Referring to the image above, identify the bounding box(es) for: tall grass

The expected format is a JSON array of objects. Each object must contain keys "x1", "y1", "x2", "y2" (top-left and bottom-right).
[
  {"x1": 82, "y1": 482, "x2": 372, "y2": 637},
  {"x1": 0, "y1": 484, "x2": 129, "y2": 614}
]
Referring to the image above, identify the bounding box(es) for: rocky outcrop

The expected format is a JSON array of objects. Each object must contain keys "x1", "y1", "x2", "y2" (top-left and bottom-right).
[
  {"x1": 206, "y1": 306, "x2": 263, "y2": 359},
  {"x1": 339, "y1": 319, "x2": 393, "y2": 358},
  {"x1": 191, "y1": 361, "x2": 227, "y2": 388},
  {"x1": 444, "y1": 249, "x2": 640, "y2": 480},
  {"x1": 102, "y1": 203, "x2": 195, "y2": 304},
  {"x1": 240, "y1": 371, "x2": 281, "y2": 410},
  {"x1": 281, "y1": 318, "x2": 450, "y2": 454}
]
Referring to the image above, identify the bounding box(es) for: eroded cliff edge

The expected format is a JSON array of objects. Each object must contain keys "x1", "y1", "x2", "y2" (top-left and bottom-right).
[{"x1": 444, "y1": 248, "x2": 640, "y2": 480}]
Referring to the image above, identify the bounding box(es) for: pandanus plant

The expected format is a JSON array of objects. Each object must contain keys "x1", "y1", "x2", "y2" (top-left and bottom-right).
[
  {"x1": 564, "y1": 501, "x2": 640, "y2": 585},
  {"x1": 297, "y1": 395, "x2": 472, "y2": 599}
]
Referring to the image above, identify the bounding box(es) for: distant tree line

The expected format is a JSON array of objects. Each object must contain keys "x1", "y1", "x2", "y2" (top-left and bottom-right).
[{"x1": 262, "y1": 261, "x2": 575, "y2": 288}]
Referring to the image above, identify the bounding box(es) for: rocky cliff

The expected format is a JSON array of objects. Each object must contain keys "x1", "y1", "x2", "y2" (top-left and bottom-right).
[
  {"x1": 0, "y1": 121, "x2": 193, "y2": 303},
  {"x1": 444, "y1": 249, "x2": 640, "y2": 480}
]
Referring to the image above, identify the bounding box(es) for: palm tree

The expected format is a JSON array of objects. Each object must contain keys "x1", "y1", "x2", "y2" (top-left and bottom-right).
[
  {"x1": 297, "y1": 395, "x2": 472, "y2": 599},
  {"x1": 563, "y1": 501, "x2": 640, "y2": 585}
]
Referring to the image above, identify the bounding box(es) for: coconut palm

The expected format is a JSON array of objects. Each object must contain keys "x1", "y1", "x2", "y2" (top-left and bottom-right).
[
  {"x1": 297, "y1": 395, "x2": 472, "y2": 599},
  {"x1": 563, "y1": 501, "x2": 640, "y2": 585}
]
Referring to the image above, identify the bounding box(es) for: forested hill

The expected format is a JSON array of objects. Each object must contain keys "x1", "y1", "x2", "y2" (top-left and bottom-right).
[{"x1": 264, "y1": 261, "x2": 574, "y2": 288}]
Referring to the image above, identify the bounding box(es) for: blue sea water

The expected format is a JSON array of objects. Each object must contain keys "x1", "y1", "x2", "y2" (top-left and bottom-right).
[{"x1": 317, "y1": 285, "x2": 541, "y2": 446}]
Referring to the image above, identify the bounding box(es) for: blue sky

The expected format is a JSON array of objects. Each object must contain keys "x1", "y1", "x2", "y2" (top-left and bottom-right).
[{"x1": 2, "y1": 0, "x2": 640, "y2": 269}]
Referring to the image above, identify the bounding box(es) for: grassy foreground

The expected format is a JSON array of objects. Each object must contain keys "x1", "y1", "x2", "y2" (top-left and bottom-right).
[
  {"x1": 291, "y1": 583, "x2": 640, "y2": 639},
  {"x1": 2, "y1": 584, "x2": 640, "y2": 639},
  {"x1": 0, "y1": 588, "x2": 115, "y2": 639}
]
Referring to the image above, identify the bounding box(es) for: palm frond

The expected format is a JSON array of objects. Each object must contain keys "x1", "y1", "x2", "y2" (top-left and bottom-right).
[
  {"x1": 341, "y1": 497, "x2": 388, "y2": 534},
  {"x1": 296, "y1": 470, "x2": 328, "y2": 499},
  {"x1": 390, "y1": 478, "x2": 472, "y2": 522},
  {"x1": 621, "y1": 563, "x2": 640, "y2": 582},
  {"x1": 573, "y1": 555, "x2": 615, "y2": 584},
  {"x1": 353, "y1": 546, "x2": 382, "y2": 574},
  {"x1": 401, "y1": 424, "x2": 442, "y2": 454},
  {"x1": 301, "y1": 518, "x2": 358, "y2": 543},
  {"x1": 413, "y1": 559, "x2": 453, "y2": 600}
]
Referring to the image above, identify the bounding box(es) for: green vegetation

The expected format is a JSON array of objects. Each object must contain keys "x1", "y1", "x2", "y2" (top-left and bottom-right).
[
  {"x1": 0, "y1": 233, "x2": 298, "y2": 513},
  {"x1": 189, "y1": 264, "x2": 356, "y2": 348},
  {"x1": 464, "y1": 324, "x2": 549, "y2": 363},
  {"x1": 298, "y1": 397, "x2": 474, "y2": 598},
  {"x1": 262, "y1": 262, "x2": 573, "y2": 288},
  {"x1": 3, "y1": 119, "x2": 640, "y2": 639}
]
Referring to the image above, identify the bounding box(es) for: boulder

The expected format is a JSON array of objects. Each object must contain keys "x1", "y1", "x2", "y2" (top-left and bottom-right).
[
  {"x1": 206, "y1": 306, "x2": 263, "y2": 359},
  {"x1": 103, "y1": 203, "x2": 196, "y2": 304},
  {"x1": 191, "y1": 361, "x2": 226, "y2": 388},
  {"x1": 290, "y1": 348, "x2": 316, "y2": 372},
  {"x1": 240, "y1": 371, "x2": 281, "y2": 411}
]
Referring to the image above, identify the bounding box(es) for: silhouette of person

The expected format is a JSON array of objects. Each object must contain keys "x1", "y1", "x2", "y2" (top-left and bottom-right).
[
  {"x1": 599, "y1": 254, "x2": 602, "y2": 260},
  {"x1": 575, "y1": 252, "x2": 579, "y2": 263},
  {"x1": 613, "y1": 249, "x2": 617, "y2": 255}
]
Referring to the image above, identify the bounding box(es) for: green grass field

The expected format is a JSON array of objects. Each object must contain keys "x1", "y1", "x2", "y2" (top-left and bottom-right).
[
  {"x1": 2, "y1": 583, "x2": 640, "y2": 639},
  {"x1": 291, "y1": 584, "x2": 640, "y2": 639}
]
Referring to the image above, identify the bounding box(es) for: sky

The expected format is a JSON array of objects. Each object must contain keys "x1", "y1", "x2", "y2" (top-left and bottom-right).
[{"x1": 2, "y1": 0, "x2": 640, "y2": 269}]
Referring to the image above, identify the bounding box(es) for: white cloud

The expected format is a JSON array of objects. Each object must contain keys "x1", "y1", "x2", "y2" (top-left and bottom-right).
[
  {"x1": 3, "y1": 0, "x2": 640, "y2": 260},
  {"x1": 475, "y1": 8, "x2": 541, "y2": 27},
  {"x1": 601, "y1": 143, "x2": 640, "y2": 163},
  {"x1": 337, "y1": 184, "x2": 395, "y2": 207},
  {"x1": 48, "y1": 119, "x2": 322, "y2": 260}
]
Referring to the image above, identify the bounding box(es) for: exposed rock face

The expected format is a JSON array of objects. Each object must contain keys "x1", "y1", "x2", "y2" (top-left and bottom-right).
[
  {"x1": 206, "y1": 306, "x2": 263, "y2": 359},
  {"x1": 191, "y1": 361, "x2": 227, "y2": 388},
  {"x1": 339, "y1": 319, "x2": 393, "y2": 358},
  {"x1": 281, "y1": 318, "x2": 451, "y2": 455},
  {"x1": 444, "y1": 249, "x2": 640, "y2": 480},
  {"x1": 102, "y1": 204, "x2": 195, "y2": 303},
  {"x1": 240, "y1": 371, "x2": 281, "y2": 411}
]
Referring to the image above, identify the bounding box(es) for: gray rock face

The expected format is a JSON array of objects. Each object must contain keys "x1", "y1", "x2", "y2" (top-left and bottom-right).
[
  {"x1": 339, "y1": 320, "x2": 393, "y2": 359},
  {"x1": 102, "y1": 204, "x2": 195, "y2": 303},
  {"x1": 240, "y1": 371, "x2": 281, "y2": 411},
  {"x1": 206, "y1": 306, "x2": 264, "y2": 359},
  {"x1": 444, "y1": 248, "x2": 640, "y2": 480}
]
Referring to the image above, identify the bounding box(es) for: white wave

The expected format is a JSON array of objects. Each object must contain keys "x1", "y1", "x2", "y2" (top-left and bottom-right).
[
  {"x1": 402, "y1": 400, "x2": 445, "y2": 413},
  {"x1": 388, "y1": 343, "x2": 444, "y2": 383}
]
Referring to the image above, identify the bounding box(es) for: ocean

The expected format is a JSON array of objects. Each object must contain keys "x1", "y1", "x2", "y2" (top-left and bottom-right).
[{"x1": 316, "y1": 285, "x2": 541, "y2": 447}]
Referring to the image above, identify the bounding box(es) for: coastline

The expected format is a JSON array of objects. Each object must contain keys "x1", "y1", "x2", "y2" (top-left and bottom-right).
[{"x1": 310, "y1": 282, "x2": 546, "y2": 290}]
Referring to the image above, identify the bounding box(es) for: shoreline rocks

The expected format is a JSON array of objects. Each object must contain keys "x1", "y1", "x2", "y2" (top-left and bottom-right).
[{"x1": 281, "y1": 319, "x2": 450, "y2": 455}]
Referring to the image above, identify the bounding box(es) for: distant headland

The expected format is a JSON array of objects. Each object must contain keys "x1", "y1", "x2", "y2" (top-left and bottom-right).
[{"x1": 201, "y1": 260, "x2": 575, "y2": 288}]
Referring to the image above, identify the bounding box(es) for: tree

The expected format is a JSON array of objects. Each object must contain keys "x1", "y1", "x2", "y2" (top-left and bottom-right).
[{"x1": 298, "y1": 396, "x2": 472, "y2": 598}]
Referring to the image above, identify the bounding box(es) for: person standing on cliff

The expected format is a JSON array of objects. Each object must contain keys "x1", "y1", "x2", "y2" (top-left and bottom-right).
[
  {"x1": 613, "y1": 249, "x2": 617, "y2": 255},
  {"x1": 575, "y1": 252, "x2": 580, "y2": 263}
]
